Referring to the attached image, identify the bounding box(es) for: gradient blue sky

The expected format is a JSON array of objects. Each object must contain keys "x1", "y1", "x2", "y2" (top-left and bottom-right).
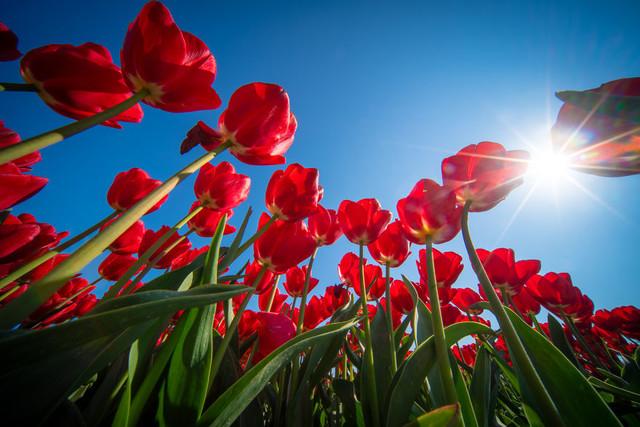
[{"x1": 2, "y1": 1, "x2": 639, "y2": 312}]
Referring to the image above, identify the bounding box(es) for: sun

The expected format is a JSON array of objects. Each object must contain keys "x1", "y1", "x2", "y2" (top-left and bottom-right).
[{"x1": 527, "y1": 148, "x2": 570, "y2": 183}]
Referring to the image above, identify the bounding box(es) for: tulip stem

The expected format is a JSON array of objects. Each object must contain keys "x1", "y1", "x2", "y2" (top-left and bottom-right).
[
  {"x1": 359, "y1": 243, "x2": 380, "y2": 427},
  {"x1": 0, "y1": 211, "x2": 118, "y2": 289},
  {"x1": 384, "y1": 262, "x2": 398, "y2": 372},
  {"x1": 424, "y1": 239, "x2": 459, "y2": 404},
  {"x1": 0, "y1": 82, "x2": 38, "y2": 92},
  {"x1": 0, "y1": 143, "x2": 230, "y2": 329},
  {"x1": 563, "y1": 314, "x2": 607, "y2": 370},
  {"x1": 265, "y1": 275, "x2": 281, "y2": 312},
  {"x1": 296, "y1": 247, "x2": 318, "y2": 333},
  {"x1": 461, "y1": 201, "x2": 564, "y2": 426},
  {"x1": 0, "y1": 90, "x2": 148, "y2": 165}
]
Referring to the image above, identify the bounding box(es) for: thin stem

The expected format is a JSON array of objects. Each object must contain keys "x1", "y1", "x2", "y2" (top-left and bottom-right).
[
  {"x1": 461, "y1": 201, "x2": 564, "y2": 426},
  {"x1": 424, "y1": 239, "x2": 458, "y2": 404},
  {"x1": 0, "y1": 90, "x2": 148, "y2": 165},
  {"x1": 0, "y1": 82, "x2": 38, "y2": 92},
  {"x1": 384, "y1": 262, "x2": 398, "y2": 372},
  {"x1": 265, "y1": 275, "x2": 281, "y2": 312},
  {"x1": 0, "y1": 142, "x2": 230, "y2": 329},
  {"x1": 359, "y1": 243, "x2": 380, "y2": 427},
  {"x1": 0, "y1": 211, "x2": 118, "y2": 289},
  {"x1": 295, "y1": 247, "x2": 318, "y2": 333},
  {"x1": 563, "y1": 314, "x2": 607, "y2": 370}
]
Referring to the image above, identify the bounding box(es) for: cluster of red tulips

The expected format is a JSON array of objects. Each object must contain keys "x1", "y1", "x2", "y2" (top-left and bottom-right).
[{"x1": 1, "y1": 2, "x2": 639, "y2": 426}]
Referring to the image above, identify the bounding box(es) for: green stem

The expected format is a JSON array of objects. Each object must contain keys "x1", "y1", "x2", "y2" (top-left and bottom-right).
[
  {"x1": 0, "y1": 82, "x2": 38, "y2": 92},
  {"x1": 384, "y1": 262, "x2": 398, "y2": 372},
  {"x1": 424, "y1": 239, "x2": 458, "y2": 404},
  {"x1": 461, "y1": 201, "x2": 563, "y2": 426},
  {"x1": 295, "y1": 247, "x2": 318, "y2": 333},
  {"x1": 0, "y1": 211, "x2": 118, "y2": 289},
  {"x1": 0, "y1": 142, "x2": 230, "y2": 329},
  {"x1": 563, "y1": 314, "x2": 607, "y2": 370},
  {"x1": 0, "y1": 90, "x2": 148, "y2": 165},
  {"x1": 359, "y1": 243, "x2": 380, "y2": 427}
]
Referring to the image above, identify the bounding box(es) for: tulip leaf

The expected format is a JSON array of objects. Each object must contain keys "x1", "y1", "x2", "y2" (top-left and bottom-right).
[
  {"x1": 450, "y1": 352, "x2": 479, "y2": 427},
  {"x1": 402, "y1": 404, "x2": 461, "y2": 427},
  {"x1": 197, "y1": 319, "x2": 359, "y2": 427},
  {"x1": 469, "y1": 347, "x2": 496, "y2": 427},
  {"x1": 547, "y1": 314, "x2": 582, "y2": 371},
  {"x1": 334, "y1": 378, "x2": 366, "y2": 427},
  {"x1": 505, "y1": 308, "x2": 622, "y2": 427},
  {"x1": 385, "y1": 321, "x2": 493, "y2": 427},
  {"x1": 371, "y1": 303, "x2": 394, "y2": 417}
]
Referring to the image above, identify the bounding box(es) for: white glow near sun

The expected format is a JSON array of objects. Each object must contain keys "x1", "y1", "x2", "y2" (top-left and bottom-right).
[{"x1": 527, "y1": 149, "x2": 570, "y2": 183}]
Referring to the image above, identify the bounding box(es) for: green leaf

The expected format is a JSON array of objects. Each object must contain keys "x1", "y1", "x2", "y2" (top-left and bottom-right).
[
  {"x1": 197, "y1": 319, "x2": 359, "y2": 427},
  {"x1": 371, "y1": 303, "x2": 394, "y2": 417},
  {"x1": 547, "y1": 314, "x2": 582, "y2": 371},
  {"x1": 403, "y1": 404, "x2": 460, "y2": 427},
  {"x1": 469, "y1": 347, "x2": 494, "y2": 427},
  {"x1": 385, "y1": 322, "x2": 493, "y2": 427},
  {"x1": 505, "y1": 308, "x2": 622, "y2": 427},
  {"x1": 450, "y1": 352, "x2": 478, "y2": 427}
]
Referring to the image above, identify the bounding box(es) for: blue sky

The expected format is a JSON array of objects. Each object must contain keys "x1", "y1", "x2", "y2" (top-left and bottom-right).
[{"x1": 2, "y1": 0, "x2": 639, "y2": 312}]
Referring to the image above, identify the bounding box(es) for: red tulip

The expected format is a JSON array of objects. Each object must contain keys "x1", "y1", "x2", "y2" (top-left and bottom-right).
[
  {"x1": 476, "y1": 248, "x2": 540, "y2": 296},
  {"x1": 170, "y1": 246, "x2": 209, "y2": 271},
  {"x1": 244, "y1": 259, "x2": 277, "y2": 294},
  {"x1": 511, "y1": 287, "x2": 540, "y2": 317},
  {"x1": 308, "y1": 205, "x2": 342, "y2": 246},
  {"x1": 397, "y1": 179, "x2": 461, "y2": 244},
  {"x1": 611, "y1": 306, "x2": 640, "y2": 339},
  {"x1": 323, "y1": 285, "x2": 349, "y2": 312},
  {"x1": 25, "y1": 253, "x2": 69, "y2": 283},
  {"x1": 29, "y1": 276, "x2": 94, "y2": 325},
  {"x1": 266, "y1": 163, "x2": 322, "y2": 221},
  {"x1": 258, "y1": 285, "x2": 287, "y2": 313},
  {"x1": 194, "y1": 161, "x2": 250, "y2": 211},
  {"x1": 0, "y1": 122, "x2": 41, "y2": 171},
  {"x1": 440, "y1": 304, "x2": 464, "y2": 327},
  {"x1": 442, "y1": 142, "x2": 529, "y2": 212},
  {"x1": 376, "y1": 299, "x2": 404, "y2": 329},
  {"x1": 338, "y1": 252, "x2": 385, "y2": 299},
  {"x1": 283, "y1": 265, "x2": 318, "y2": 297},
  {"x1": 107, "y1": 168, "x2": 167, "y2": 213},
  {"x1": 0, "y1": 163, "x2": 47, "y2": 211},
  {"x1": 101, "y1": 217, "x2": 145, "y2": 255},
  {"x1": 182, "y1": 83, "x2": 297, "y2": 165},
  {"x1": 526, "y1": 272, "x2": 582, "y2": 317},
  {"x1": 21, "y1": 43, "x2": 143, "y2": 127},
  {"x1": 98, "y1": 253, "x2": 141, "y2": 281},
  {"x1": 592, "y1": 309, "x2": 621, "y2": 335},
  {"x1": 338, "y1": 198, "x2": 391, "y2": 245},
  {"x1": 452, "y1": 287, "x2": 483, "y2": 315},
  {"x1": 0, "y1": 214, "x2": 67, "y2": 268},
  {"x1": 552, "y1": 78, "x2": 640, "y2": 177},
  {"x1": 453, "y1": 343, "x2": 478, "y2": 367},
  {"x1": 121, "y1": 1, "x2": 220, "y2": 112},
  {"x1": 303, "y1": 296, "x2": 332, "y2": 330},
  {"x1": 187, "y1": 201, "x2": 236, "y2": 237},
  {"x1": 253, "y1": 213, "x2": 316, "y2": 273},
  {"x1": 390, "y1": 279, "x2": 414, "y2": 314},
  {"x1": 109, "y1": 279, "x2": 145, "y2": 297},
  {"x1": 416, "y1": 248, "x2": 463, "y2": 289},
  {"x1": 367, "y1": 220, "x2": 410, "y2": 267},
  {"x1": 253, "y1": 311, "x2": 296, "y2": 362},
  {"x1": 0, "y1": 22, "x2": 21, "y2": 61},
  {"x1": 138, "y1": 226, "x2": 191, "y2": 269}
]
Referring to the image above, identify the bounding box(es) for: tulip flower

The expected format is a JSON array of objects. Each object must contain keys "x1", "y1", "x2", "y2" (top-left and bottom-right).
[
  {"x1": 21, "y1": 43, "x2": 143, "y2": 127},
  {"x1": 0, "y1": 214, "x2": 67, "y2": 267},
  {"x1": 338, "y1": 198, "x2": 391, "y2": 245},
  {"x1": 170, "y1": 246, "x2": 209, "y2": 271},
  {"x1": 121, "y1": 1, "x2": 221, "y2": 112},
  {"x1": 0, "y1": 163, "x2": 48, "y2": 211},
  {"x1": 0, "y1": 122, "x2": 41, "y2": 171},
  {"x1": 612, "y1": 306, "x2": 640, "y2": 339},
  {"x1": 266, "y1": 163, "x2": 323, "y2": 221},
  {"x1": 476, "y1": 248, "x2": 540, "y2": 297},
  {"x1": 338, "y1": 253, "x2": 385, "y2": 299},
  {"x1": 252, "y1": 311, "x2": 296, "y2": 362},
  {"x1": 592, "y1": 309, "x2": 622, "y2": 341},
  {"x1": 100, "y1": 217, "x2": 145, "y2": 255},
  {"x1": 253, "y1": 213, "x2": 316, "y2": 274},
  {"x1": 308, "y1": 205, "x2": 342, "y2": 246},
  {"x1": 107, "y1": 168, "x2": 167, "y2": 213},
  {"x1": 452, "y1": 287, "x2": 484, "y2": 315},
  {"x1": 258, "y1": 285, "x2": 287, "y2": 313},
  {"x1": 416, "y1": 248, "x2": 463, "y2": 289},
  {"x1": 0, "y1": 22, "x2": 21, "y2": 61},
  {"x1": 526, "y1": 272, "x2": 582, "y2": 317},
  {"x1": 367, "y1": 220, "x2": 410, "y2": 267},
  {"x1": 511, "y1": 287, "x2": 540, "y2": 317},
  {"x1": 244, "y1": 259, "x2": 277, "y2": 294},
  {"x1": 98, "y1": 253, "x2": 141, "y2": 281},
  {"x1": 552, "y1": 78, "x2": 640, "y2": 176},
  {"x1": 397, "y1": 179, "x2": 461, "y2": 244},
  {"x1": 194, "y1": 161, "x2": 250, "y2": 211},
  {"x1": 452, "y1": 344, "x2": 477, "y2": 367},
  {"x1": 181, "y1": 82, "x2": 297, "y2": 165},
  {"x1": 187, "y1": 201, "x2": 236, "y2": 237},
  {"x1": 138, "y1": 226, "x2": 191, "y2": 269},
  {"x1": 442, "y1": 142, "x2": 529, "y2": 212},
  {"x1": 25, "y1": 254, "x2": 68, "y2": 283},
  {"x1": 323, "y1": 285, "x2": 349, "y2": 312},
  {"x1": 390, "y1": 279, "x2": 414, "y2": 314},
  {"x1": 283, "y1": 265, "x2": 319, "y2": 297},
  {"x1": 303, "y1": 296, "x2": 332, "y2": 330}
]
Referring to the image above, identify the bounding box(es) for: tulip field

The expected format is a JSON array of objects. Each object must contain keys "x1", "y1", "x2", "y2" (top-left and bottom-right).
[{"x1": 1, "y1": 2, "x2": 640, "y2": 426}]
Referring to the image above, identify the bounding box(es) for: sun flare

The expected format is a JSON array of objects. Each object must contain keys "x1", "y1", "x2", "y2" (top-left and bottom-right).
[{"x1": 527, "y1": 148, "x2": 570, "y2": 183}]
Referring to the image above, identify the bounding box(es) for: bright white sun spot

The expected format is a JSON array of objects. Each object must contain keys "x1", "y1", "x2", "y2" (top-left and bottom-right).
[{"x1": 527, "y1": 149, "x2": 570, "y2": 183}]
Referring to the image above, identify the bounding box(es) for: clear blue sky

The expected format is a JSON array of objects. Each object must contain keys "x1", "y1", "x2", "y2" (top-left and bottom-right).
[{"x1": 2, "y1": 0, "x2": 639, "y2": 312}]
